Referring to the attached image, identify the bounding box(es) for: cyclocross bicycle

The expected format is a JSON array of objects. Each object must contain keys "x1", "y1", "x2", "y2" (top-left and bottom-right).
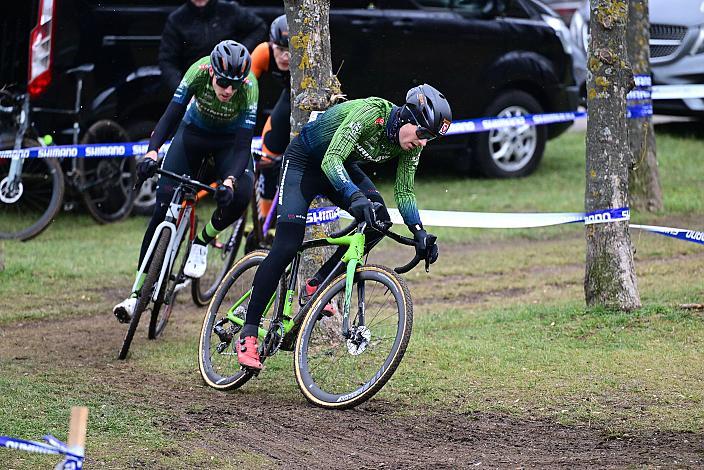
[
  {"x1": 118, "y1": 168, "x2": 244, "y2": 359},
  {"x1": 0, "y1": 66, "x2": 135, "y2": 241},
  {"x1": 198, "y1": 211, "x2": 436, "y2": 409}
]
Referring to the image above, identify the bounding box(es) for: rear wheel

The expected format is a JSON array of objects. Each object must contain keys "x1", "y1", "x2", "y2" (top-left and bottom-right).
[
  {"x1": 294, "y1": 265, "x2": 413, "y2": 409},
  {"x1": 471, "y1": 90, "x2": 546, "y2": 178},
  {"x1": 79, "y1": 120, "x2": 136, "y2": 223},
  {"x1": 0, "y1": 138, "x2": 64, "y2": 241},
  {"x1": 118, "y1": 227, "x2": 171, "y2": 360},
  {"x1": 198, "y1": 250, "x2": 269, "y2": 390},
  {"x1": 192, "y1": 210, "x2": 247, "y2": 306}
]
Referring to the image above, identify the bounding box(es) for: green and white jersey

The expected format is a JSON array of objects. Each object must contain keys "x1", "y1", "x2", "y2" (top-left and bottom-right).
[
  {"x1": 300, "y1": 97, "x2": 422, "y2": 226},
  {"x1": 173, "y1": 56, "x2": 258, "y2": 134}
]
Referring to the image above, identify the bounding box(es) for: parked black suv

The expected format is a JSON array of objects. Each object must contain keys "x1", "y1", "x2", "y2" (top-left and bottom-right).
[{"x1": 2, "y1": 0, "x2": 578, "y2": 184}]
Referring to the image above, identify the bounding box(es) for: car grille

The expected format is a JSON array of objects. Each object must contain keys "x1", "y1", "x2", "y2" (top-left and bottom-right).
[
  {"x1": 650, "y1": 24, "x2": 688, "y2": 59},
  {"x1": 0, "y1": 2, "x2": 34, "y2": 89}
]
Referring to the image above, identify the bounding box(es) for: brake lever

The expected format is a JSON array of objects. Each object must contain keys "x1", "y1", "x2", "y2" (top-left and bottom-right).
[
  {"x1": 424, "y1": 234, "x2": 438, "y2": 273},
  {"x1": 133, "y1": 176, "x2": 145, "y2": 192}
]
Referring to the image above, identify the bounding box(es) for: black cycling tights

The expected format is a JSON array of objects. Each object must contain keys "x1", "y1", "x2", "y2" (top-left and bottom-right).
[{"x1": 242, "y1": 203, "x2": 389, "y2": 338}]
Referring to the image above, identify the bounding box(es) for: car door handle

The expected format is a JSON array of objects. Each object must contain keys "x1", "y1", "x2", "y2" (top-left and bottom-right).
[
  {"x1": 392, "y1": 19, "x2": 414, "y2": 27},
  {"x1": 351, "y1": 18, "x2": 376, "y2": 26}
]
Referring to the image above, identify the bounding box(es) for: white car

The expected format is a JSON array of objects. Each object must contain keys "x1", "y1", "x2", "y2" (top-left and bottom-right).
[{"x1": 570, "y1": 0, "x2": 704, "y2": 116}]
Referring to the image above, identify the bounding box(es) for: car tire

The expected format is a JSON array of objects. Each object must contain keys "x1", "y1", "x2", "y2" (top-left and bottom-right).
[
  {"x1": 471, "y1": 90, "x2": 546, "y2": 178},
  {"x1": 125, "y1": 120, "x2": 157, "y2": 216}
]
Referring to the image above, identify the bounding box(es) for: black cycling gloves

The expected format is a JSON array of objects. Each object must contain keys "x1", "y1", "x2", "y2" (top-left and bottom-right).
[
  {"x1": 215, "y1": 183, "x2": 234, "y2": 208},
  {"x1": 137, "y1": 157, "x2": 159, "y2": 181},
  {"x1": 348, "y1": 191, "x2": 376, "y2": 226},
  {"x1": 410, "y1": 226, "x2": 439, "y2": 265}
]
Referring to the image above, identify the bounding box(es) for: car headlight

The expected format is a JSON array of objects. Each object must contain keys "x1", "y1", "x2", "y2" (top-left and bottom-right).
[
  {"x1": 543, "y1": 14, "x2": 573, "y2": 55},
  {"x1": 691, "y1": 26, "x2": 704, "y2": 55},
  {"x1": 569, "y1": 10, "x2": 589, "y2": 54}
]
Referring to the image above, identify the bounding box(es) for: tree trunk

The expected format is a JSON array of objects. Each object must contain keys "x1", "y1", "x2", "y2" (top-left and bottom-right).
[
  {"x1": 584, "y1": 0, "x2": 641, "y2": 310},
  {"x1": 284, "y1": 0, "x2": 344, "y2": 317},
  {"x1": 627, "y1": 0, "x2": 663, "y2": 212}
]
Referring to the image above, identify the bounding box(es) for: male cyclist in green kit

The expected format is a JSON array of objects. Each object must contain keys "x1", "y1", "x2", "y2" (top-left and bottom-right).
[
  {"x1": 113, "y1": 40, "x2": 258, "y2": 323},
  {"x1": 236, "y1": 84, "x2": 452, "y2": 369}
]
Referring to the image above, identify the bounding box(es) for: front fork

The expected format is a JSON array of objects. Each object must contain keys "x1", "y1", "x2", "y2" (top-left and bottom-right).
[{"x1": 331, "y1": 232, "x2": 366, "y2": 339}]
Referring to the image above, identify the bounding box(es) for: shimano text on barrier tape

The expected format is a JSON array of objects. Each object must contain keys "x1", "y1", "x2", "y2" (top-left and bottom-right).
[
  {"x1": 583, "y1": 207, "x2": 630, "y2": 225},
  {"x1": 306, "y1": 206, "x2": 341, "y2": 226}
]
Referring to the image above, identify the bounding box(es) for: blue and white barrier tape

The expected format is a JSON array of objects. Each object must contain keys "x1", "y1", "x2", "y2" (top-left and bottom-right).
[
  {"x1": 306, "y1": 205, "x2": 341, "y2": 226},
  {"x1": 0, "y1": 102, "x2": 664, "y2": 161},
  {"x1": 0, "y1": 435, "x2": 83, "y2": 469},
  {"x1": 336, "y1": 206, "x2": 702, "y2": 246}
]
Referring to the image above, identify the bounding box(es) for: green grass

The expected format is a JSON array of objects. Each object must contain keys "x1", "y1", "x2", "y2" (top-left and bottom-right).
[{"x1": 0, "y1": 128, "x2": 702, "y2": 465}]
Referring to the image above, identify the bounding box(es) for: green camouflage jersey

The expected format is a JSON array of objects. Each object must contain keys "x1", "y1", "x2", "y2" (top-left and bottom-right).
[
  {"x1": 300, "y1": 97, "x2": 422, "y2": 226},
  {"x1": 173, "y1": 56, "x2": 258, "y2": 134}
]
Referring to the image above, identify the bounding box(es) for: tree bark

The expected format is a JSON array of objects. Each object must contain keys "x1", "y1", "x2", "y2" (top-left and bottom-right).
[
  {"x1": 284, "y1": 0, "x2": 343, "y2": 309},
  {"x1": 584, "y1": 0, "x2": 641, "y2": 310},
  {"x1": 627, "y1": 0, "x2": 663, "y2": 212}
]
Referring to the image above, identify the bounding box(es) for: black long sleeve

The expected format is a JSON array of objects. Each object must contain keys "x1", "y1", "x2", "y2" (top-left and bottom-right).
[
  {"x1": 147, "y1": 100, "x2": 187, "y2": 153},
  {"x1": 158, "y1": 19, "x2": 185, "y2": 94},
  {"x1": 226, "y1": 126, "x2": 255, "y2": 180}
]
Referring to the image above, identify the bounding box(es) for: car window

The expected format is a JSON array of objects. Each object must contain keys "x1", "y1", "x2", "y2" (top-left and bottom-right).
[
  {"x1": 332, "y1": 0, "x2": 377, "y2": 7},
  {"x1": 452, "y1": 0, "x2": 491, "y2": 15},
  {"x1": 413, "y1": 0, "x2": 452, "y2": 9}
]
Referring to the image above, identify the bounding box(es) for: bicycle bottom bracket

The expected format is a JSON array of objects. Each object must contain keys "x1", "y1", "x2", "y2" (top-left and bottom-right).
[
  {"x1": 346, "y1": 325, "x2": 371, "y2": 356},
  {"x1": 261, "y1": 320, "x2": 285, "y2": 357},
  {"x1": 0, "y1": 177, "x2": 23, "y2": 203}
]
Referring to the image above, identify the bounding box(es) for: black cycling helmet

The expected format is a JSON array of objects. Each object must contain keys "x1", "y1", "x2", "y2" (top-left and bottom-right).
[
  {"x1": 210, "y1": 40, "x2": 251, "y2": 83},
  {"x1": 398, "y1": 84, "x2": 452, "y2": 139},
  {"x1": 270, "y1": 15, "x2": 289, "y2": 48}
]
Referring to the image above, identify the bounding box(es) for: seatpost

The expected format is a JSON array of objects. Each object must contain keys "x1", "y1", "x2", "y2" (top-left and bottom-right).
[{"x1": 72, "y1": 76, "x2": 84, "y2": 145}]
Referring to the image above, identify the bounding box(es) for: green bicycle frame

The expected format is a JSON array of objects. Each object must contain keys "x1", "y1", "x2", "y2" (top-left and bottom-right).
[{"x1": 224, "y1": 231, "x2": 367, "y2": 342}]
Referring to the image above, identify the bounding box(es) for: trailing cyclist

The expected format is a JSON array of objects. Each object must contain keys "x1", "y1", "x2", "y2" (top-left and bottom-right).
[
  {"x1": 113, "y1": 40, "x2": 258, "y2": 323},
  {"x1": 236, "y1": 84, "x2": 452, "y2": 369},
  {"x1": 250, "y1": 14, "x2": 290, "y2": 224}
]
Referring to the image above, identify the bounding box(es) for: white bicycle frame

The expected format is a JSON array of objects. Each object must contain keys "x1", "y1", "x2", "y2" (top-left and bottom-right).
[{"x1": 130, "y1": 199, "x2": 193, "y2": 302}]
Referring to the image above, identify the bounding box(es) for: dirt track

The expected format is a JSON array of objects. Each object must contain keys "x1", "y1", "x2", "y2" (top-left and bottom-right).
[{"x1": 2, "y1": 289, "x2": 702, "y2": 468}]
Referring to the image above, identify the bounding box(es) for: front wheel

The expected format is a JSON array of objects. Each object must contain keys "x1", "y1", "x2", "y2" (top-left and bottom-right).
[
  {"x1": 471, "y1": 90, "x2": 546, "y2": 178},
  {"x1": 118, "y1": 227, "x2": 171, "y2": 360},
  {"x1": 149, "y1": 225, "x2": 189, "y2": 339},
  {"x1": 294, "y1": 265, "x2": 413, "y2": 409}
]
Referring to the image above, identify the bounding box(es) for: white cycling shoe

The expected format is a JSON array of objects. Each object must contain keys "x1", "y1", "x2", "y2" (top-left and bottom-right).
[
  {"x1": 184, "y1": 243, "x2": 208, "y2": 278},
  {"x1": 113, "y1": 297, "x2": 137, "y2": 324}
]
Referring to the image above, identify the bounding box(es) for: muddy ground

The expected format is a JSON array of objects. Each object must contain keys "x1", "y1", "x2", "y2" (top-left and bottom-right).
[{"x1": 1, "y1": 237, "x2": 703, "y2": 468}]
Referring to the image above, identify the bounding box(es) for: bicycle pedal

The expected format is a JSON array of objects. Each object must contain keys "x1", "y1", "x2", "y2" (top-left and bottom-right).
[{"x1": 240, "y1": 364, "x2": 263, "y2": 376}]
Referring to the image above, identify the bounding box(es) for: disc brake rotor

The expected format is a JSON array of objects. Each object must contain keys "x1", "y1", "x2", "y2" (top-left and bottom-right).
[{"x1": 346, "y1": 325, "x2": 371, "y2": 356}]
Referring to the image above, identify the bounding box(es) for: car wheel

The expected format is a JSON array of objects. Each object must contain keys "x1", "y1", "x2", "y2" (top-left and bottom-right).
[
  {"x1": 471, "y1": 90, "x2": 546, "y2": 178},
  {"x1": 125, "y1": 120, "x2": 157, "y2": 216}
]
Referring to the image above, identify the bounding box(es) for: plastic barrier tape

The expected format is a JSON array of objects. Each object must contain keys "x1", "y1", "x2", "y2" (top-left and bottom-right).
[
  {"x1": 306, "y1": 206, "x2": 340, "y2": 226},
  {"x1": 0, "y1": 435, "x2": 83, "y2": 469},
  {"x1": 339, "y1": 207, "x2": 702, "y2": 246}
]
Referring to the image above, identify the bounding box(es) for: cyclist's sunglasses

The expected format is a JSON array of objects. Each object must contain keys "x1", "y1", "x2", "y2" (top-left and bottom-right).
[
  {"x1": 406, "y1": 105, "x2": 437, "y2": 141},
  {"x1": 215, "y1": 76, "x2": 244, "y2": 89}
]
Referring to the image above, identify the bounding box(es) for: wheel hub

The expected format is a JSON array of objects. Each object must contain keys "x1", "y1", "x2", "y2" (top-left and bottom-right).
[{"x1": 0, "y1": 176, "x2": 23, "y2": 203}]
